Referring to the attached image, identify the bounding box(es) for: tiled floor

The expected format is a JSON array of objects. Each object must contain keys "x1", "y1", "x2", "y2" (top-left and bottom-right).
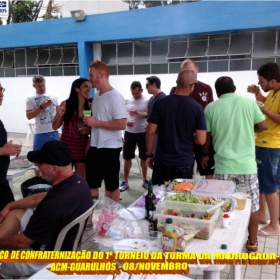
[{"x1": 8, "y1": 133, "x2": 280, "y2": 280}]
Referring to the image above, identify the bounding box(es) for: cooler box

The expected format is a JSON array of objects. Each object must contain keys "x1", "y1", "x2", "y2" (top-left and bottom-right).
[{"x1": 155, "y1": 200, "x2": 220, "y2": 240}]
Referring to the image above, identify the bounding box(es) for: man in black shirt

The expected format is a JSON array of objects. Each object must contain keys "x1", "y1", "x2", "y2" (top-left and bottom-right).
[
  {"x1": 0, "y1": 83, "x2": 22, "y2": 211},
  {"x1": 147, "y1": 70, "x2": 206, "y2": 185},
  {"x1": 0, "y1": 141, "x2": 92, "y2": 278}
]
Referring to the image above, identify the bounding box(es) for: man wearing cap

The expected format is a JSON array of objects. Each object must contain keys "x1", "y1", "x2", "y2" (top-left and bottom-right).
[{"x1": 0, "y1": 141, "x2": 92, "y2": 279}]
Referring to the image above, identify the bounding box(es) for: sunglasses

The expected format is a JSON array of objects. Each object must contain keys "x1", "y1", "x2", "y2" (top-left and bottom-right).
[{"x1": 0, "y1": 87, "x2": 5, "y2": 92}]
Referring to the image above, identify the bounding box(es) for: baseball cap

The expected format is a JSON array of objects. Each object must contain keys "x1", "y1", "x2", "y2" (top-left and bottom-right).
[{"x1": 27, "y1": 141, "x2": 72, "y2": 166}]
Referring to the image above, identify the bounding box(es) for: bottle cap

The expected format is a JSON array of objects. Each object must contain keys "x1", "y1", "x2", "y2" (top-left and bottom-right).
[
  {"x1": 221, "y1": 244, "x2": 227, "y2": 249},
  {"x1": 223, "y1": 214, "x2": 230, "y2": 218},
  {"x1": 166, "y1": 218, "x2": 173, "y2": 224}
]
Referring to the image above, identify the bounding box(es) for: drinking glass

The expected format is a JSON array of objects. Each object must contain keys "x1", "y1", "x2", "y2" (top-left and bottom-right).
[{"x1": 11, "y1": 140, "x2": 22, "y2": 158}]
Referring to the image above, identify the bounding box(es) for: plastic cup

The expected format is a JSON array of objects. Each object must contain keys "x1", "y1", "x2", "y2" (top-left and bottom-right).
[
  {"x1": 83, "y1": 110, "x2": 91, "y2": 117},
  {"x1": 234, "y1": 192, "x2": 247, "y2": 210},
  {"x1": 148, "y1": 231, "x2": 163, "y2": 250}
]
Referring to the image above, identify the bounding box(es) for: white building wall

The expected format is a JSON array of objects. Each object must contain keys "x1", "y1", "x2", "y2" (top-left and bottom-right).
[
  {"x1": 0, "y1": 71, "x2": 264, "y2": 134},
  {"x1": 53, "y1": 0, "x2": 128, "y2": 17}
]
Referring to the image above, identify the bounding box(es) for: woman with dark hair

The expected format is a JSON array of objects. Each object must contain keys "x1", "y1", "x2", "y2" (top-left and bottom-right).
[{"x1": 52, "y1": 78, "x2": 91, "y2": 177}]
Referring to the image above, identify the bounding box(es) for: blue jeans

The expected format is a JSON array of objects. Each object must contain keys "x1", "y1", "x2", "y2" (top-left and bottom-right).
[
  {"x1": 256, "y1": 146, "x2": 280, "y2": 194},
  {"x1": 33, "y1": 131, "x2": 59, "y2": 151}
]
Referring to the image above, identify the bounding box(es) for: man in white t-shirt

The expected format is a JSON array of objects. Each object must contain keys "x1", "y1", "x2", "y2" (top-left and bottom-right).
[
  {"x1": 26, "y1": 75, "x2": 59, "y2": 151},
  {"x1": 83, "y1": 61, "x2": 127, "y2": 202},
  {"x1": 120, "y1": 81, "x2": 149, "y2": 192}
]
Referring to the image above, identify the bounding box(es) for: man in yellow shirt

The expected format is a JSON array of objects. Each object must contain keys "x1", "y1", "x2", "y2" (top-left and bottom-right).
[{"x1": 248, "y1": 62, "x2": 280, "y2": 236}]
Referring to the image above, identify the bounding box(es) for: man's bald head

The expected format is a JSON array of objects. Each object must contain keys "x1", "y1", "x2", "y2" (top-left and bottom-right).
[
  {"x1": 180, "y1": 59, "x2": 199, "y2": 76},
  {"x1": 175, "y1": 70, "x2": 196, "y2": 96},
  {"x1": 176, "y1": 69, "x2": 196, "y2": 88}
]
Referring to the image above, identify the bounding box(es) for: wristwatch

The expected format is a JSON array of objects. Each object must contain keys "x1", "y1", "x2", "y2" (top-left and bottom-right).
[{"x1": 146, "y1": 153, "x2": 154, "y2": 158}]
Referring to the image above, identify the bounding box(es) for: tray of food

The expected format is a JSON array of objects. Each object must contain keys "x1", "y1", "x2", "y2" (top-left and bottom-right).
[
  {"x1": 156, "y1": 201, "x2": 220, "y2": 240},
  {"x1": 166, "y1": 179, "x2": 199, "y2": 193},
  {"x1": 9, "y1": 155, "x2": 33, "y2": 169},
  {"x1": 162, "y1": 192, "x2": 233, "y2": 213}
]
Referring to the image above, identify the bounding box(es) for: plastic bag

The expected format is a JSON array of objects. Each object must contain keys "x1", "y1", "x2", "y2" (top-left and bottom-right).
[{"x1": 95, "y1": 196, "x2": 145, "y2": 239}]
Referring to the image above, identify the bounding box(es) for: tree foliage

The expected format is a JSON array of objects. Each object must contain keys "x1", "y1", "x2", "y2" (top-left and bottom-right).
[
  {"x1": 7, "y1": 0, "x2": 62, "y2": 24},
  {"x1": 123, "y1": 0, "x2": 192, "y2": 10},
  {"x1": 7, "y1": 0, "x2": 43, "y2": 24}
]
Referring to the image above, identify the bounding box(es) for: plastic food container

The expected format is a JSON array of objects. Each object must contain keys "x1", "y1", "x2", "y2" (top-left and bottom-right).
[
  {"x1": 162, "y1": 192, "x2": 234, "y2": 213},
  {"x1": 155, "y1": 200, "x2": 220, "y2": 240},
  {"x1": 166, "y1": 179, "x2": 199, "y2": 193},
  {"x1": 191, "y1": 179, "x2": 235, "y2": 198},
  {"x1": 9, "y1": 155, "x2": 33, "y2": 169}
]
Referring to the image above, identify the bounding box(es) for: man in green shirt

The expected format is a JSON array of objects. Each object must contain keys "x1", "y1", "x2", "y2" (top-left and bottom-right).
[{"x1": 202, "y1": 76, "x2": 267, "y2": 252}]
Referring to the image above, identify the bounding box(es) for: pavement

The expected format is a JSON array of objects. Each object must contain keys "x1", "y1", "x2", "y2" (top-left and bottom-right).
[{"x1": 6, "y1": 132, "x2": 280, "y2": 279}]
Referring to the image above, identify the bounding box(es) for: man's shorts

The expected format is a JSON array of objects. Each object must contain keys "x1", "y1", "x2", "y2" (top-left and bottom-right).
[
  {"x1": 194, "y1": 141, "x2": 215, "y2": 176},
  {"x1": 152, "y1": 159, "x2": 194, "y2": 186},
  {"x1": 33, "y1": 131, "x2": 59, "y2": 151},
  {"x1": 214, "y1": 174, "x2": 259, "y2": 213},
  {"x1": 123, "y1": 131, "x2": 147, "y2": 160},
  {"x1": 256, "y1": 147, "x2": 280, "y2": 194},
  {"x1": 0, "y1": 209, "x2": 46, "y2": 279},
  {"x1": 86, "y1": 147, "x2": 122, "y2": 191}
]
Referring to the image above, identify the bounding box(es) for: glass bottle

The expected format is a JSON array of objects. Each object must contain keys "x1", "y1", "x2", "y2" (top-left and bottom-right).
[{"x1": 145, "y1": 181, "x2": 156, "y2": 220}]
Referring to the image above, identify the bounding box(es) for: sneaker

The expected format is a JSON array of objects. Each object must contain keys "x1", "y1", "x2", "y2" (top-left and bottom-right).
[
  {"x1": 142, "y1": 180, "x2": 149, "y2": 190},
  {"x1": 119, "y1": 181, "x2": 129, "y2": 192}
]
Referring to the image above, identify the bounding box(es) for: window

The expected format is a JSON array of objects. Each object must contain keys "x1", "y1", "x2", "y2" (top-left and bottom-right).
[
  {"x1": 102, "y1": 43, "x2": 116, "y2": 65},
  {"x1": 151, "y1": 39, "x2": 168, "y2": 63},
  {"x1": 118, "y1": 65, "x2": 133, "y2": 75},
  {"x1": 117, "y1": 42, "x2": 132, "y2": 64},
  {"x1": 60, "y1": 48, "x2": 76, "y2": 64},
  {"x1": 134, "y1": 64, "x2": 150, "y2": 74},
  {"x1": 47, "y1": 49, "x2": 62, "y2": 65},
  {"x1": 187, "y1": 39, "x2": 208, "y2": 57},
  {"x1": 2, "y1": 51, "x2": 14, "y2": 68},
  {"x1": 167, "y1": 41, "x2": 187, "y2": 59},
  {"x1": 15, "y1": 49, "x2": 26, "y2": 67},
  {"x1": 207, "y1": 37, "x2": 229, "y2": 56},
  {"x1": 34, "y1": 49, "x2": 49, "y2": 65},
  {"x1": 134, "y1": 41, "x2": 150, "y2": 63},
  {"x1": 0, "y1": 45, "x2": 79, "y2": 77},
  {"x1": 228, "y1": 32, "x2": 252, "y2": 55},
  {"x1": 253, "y1": 31, "x2": 276, "y2": 57}
]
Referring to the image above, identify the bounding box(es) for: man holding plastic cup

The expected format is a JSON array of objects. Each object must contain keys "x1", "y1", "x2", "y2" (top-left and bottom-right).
[
  {"x1": 0, "y1": 83, "x2": 21, "y2": 211},
  {"x1": 84, "y1": 60, "x2": 127, "y2": 203},
  {"x1": 119, "y1": 81, "x2": 149, "y2": 192}
]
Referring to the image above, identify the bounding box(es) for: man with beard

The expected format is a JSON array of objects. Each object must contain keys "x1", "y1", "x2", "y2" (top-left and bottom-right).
[
  {"x1": 248, "y1": 62, "x2": 280, "y2": 236},
  {"x1": 83, "y1": 60, "x2": 127, "y2": 202}
]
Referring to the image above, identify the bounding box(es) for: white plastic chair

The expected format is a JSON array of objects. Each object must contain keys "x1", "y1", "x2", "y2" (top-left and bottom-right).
[
  {"x1": 53, "y1": 202, "x2": 96, "y2": 251},
  {"x1": 26, "y1": 120, "x2": 35, "y2": 148}
]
